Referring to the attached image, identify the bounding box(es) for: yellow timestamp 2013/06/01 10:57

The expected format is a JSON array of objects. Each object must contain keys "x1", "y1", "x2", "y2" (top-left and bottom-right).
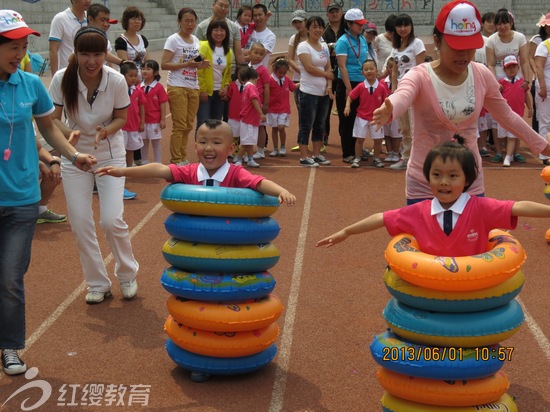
[{"x1": 381, "y1": 346, "x2": 514, "y2": 362}]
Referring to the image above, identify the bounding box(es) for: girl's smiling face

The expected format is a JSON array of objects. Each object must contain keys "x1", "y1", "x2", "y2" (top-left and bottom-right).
[
  {"x1": 429, "y1": 156, "x2": 468, "y2": 209},
  {"x1": 239, "y1": 10, "x2": 252, "y2": 26}
]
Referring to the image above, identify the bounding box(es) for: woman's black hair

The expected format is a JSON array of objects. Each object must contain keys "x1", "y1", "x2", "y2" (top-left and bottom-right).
[
  {"x1": 143, "y1": 59, "x2": 161, "y2": 81},
  {"x1": 61, "y1": 27, "x2": 108, "y2": 116},
  {"x1": 392, "y1": 14, "x2": 415, "y2": 49},
  {"x1": 384, "y1": 14, "x2": 397, "y2": 32},
  {"x1": 539, "y1": 25, "x2": 550, "y2": 41},
  {"x1": 120, "y1": 61, "x2": 138, "y2": 75},
  {"x1": 0, "y1": 35, "x2": 13, "y2": 45},
  {"x1": 494, "y1": 8, "x2": 514, "y2": 30},
  {"x1": 305, "y1": 16, "x2": 325, "y2": 30},
  {"x1": 206, "y1": 19, "x2": 230, "y2": 55},
  {"x1": 422, "y1": 136, "x2": 478, "y2": 192},
  {"x1": 121, "y1": 6, "x2": 146, "y2": 31},
  {"x1": 178, "y1": 7, "x2": 198, "y2": 21}
]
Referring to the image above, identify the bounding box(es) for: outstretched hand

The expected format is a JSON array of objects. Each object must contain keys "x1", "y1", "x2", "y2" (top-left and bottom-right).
[
  {"x1": 278, "y1": 190, "x2": 296, "y2": 206},
  {"x1": 95, "y1": 166, "x2": 124, "y2": 177},
  {"x1": 372, "y1": 97, "x2": 394, "y2": 131},
  {"x1": 316, "y1": 230, "x2": 349, "y2": 248}
]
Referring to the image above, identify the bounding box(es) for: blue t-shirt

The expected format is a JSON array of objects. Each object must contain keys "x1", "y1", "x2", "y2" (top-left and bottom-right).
[
  {"x1": 335, "y1": 30, "x2": 368, "y2": 83},
  {"x1": 0, "y1": 70, "x2": 54, "y2": 206}
]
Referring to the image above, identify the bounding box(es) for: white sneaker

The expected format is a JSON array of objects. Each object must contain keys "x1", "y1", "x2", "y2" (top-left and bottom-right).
[
  {"x1": 269, "y1": 149, "x2": 279, "y2": 157},
  {"x1": 86, "y1": 290, "x2": 112, "y2": 304},
  {"x1": 252, "y1": 151, "x2": 265, "y2": 159},
  {"x1": 385, "y1": 152, "x2": 395, "y2": 162},
  {"x1": 247, "y1": 159, "x2": 261, "y2": 168},
  {"x1": 279, "y1": 147, "x2": 286, "y2": 156},
  {"x1": 389, "y1": 159, "x2": 408, "y2": 170},
  {"x1": 243, "y1": 155, "x2": 249, "y2": 163},
  {"x1": 120, "y1": 280, "x2": 138, "y2": 299},
  {"x1": 351, "y1": 158, "x2": 360, "y2": 168},
  {"x1": 503, "y1": 155, "x2": 512, "y2": 167}
]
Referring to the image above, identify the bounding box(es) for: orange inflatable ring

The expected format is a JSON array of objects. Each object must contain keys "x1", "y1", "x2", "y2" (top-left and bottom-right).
[
  {"x1": 540, "y1": 166, "x2": 550, "y2": 183},
  {"x1": 166, "y1": 294, "x2": 284, "y2": 332},
  {"x1": 377, "y1": 368, "x2": 509, "y2": 407},
  {"x1": 164, "y1": 316, "x2": 279, "y2": 357},
  {"x1": 385, "y1": 229, "x2": 526, "y2": 292},
  {"x1": 381, "y1": 392, "x2": 518, "y2": 412}
]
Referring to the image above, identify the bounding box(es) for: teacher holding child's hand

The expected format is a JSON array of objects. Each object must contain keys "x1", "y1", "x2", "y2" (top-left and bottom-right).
[{"x1": 373, "y1": 0, "x2": 550, "y2": 205}]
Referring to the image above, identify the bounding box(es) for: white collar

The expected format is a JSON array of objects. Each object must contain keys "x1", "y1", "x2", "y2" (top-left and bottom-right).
[
  {"x1": 197, "y1": 161, "x2": 230, "y2": 185},
  {"x1": 504, "y1": 74, "x2": 521, "y2": 83},
  {"x1": 271, "y1": 73, "x2": 284, "y2": 83},
  {"x1": 249, "y1": 62, "x2": 261, "y2": 69},
  {"x1": 364, "y1": 79, "x2": 379, "y2": 89},
  {"x1": 141, "y1": 79, "x2": 158, "y2": 89},
  {"x1": 431, "y1": 192, "x2": 470, "y2": 216}
]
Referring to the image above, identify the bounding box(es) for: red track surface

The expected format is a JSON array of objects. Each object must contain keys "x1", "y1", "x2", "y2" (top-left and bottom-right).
[{"x1": 2, "y1": 51, "x2": 550, "y2": 411}]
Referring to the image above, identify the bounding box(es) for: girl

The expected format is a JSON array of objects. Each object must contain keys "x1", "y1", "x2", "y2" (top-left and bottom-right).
[
  {"x1": 317, "y1": 139, "x2": 550, "y2": 256},
  {"x1": 267, "y1": 58, "x2": 296, "y2": 157},
  {"x1": 382, "y1": 56, "x2": 401, "y2": 163},
  {"x1": 389, "y1": 13, "x2": 425, "y2": 170},
  {"x1": 49, "y1": 27, "x2": 139, "y2": 304},
  {"x1": 197, "y1": 19, "x2": 233, "y2": 131},
  {"x1": 226, "y1": 64, "x2": 247, "y2": 156},
  {"x1": 161, "y1": 8, "x2": 210, "y2": 166},
  {"x1": 115, "y1": 6, "x2": 149, "y2": 80},
  {"x1": 247, "y1": 42, "x2": 270, "y2": 161},
  {"x1": 139, "y1": 60, "x2": 168, "y2": 164},
  {"x1": 235, "y1": 5, "x2": 255, "y2": 49}
]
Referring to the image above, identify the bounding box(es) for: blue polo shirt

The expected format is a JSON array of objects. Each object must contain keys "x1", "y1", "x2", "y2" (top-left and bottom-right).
[
  {"x1": 0, "y1": 70, "x2": 54, "y2": 206},
  {"x1": 335, "y1": 29, "x2": 368, "y2": 83}
]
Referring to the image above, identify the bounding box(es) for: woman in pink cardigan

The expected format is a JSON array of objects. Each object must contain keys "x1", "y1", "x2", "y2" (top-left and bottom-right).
[{"x1": 373, "y1": 0, "x2": 550, "y2": 204}]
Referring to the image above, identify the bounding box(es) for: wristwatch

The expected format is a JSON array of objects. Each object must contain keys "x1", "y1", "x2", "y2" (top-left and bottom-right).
[{"x1": 70, "y1": 152, "x2": 80, "y2": 165}]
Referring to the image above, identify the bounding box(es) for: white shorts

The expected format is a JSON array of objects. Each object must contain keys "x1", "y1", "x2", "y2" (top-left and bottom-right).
[
  {"x1": 353, "y1": 117, "x2": 384, "y2": 139},
  {"x1": 123, "y1": 131, "x2": 144, "y2": 151},
  {"x1": 383, "y1": 119, "x2": 402, "y2": 138},
  {"x1": 486, "y1": 112, "x2": 497, "y2": 129},
  {"x1": 141, "y1": 123, "x2": 163, "y2": 140},
  {"x1": 228, "y1": 118, "x2": 241, "y2": 138},
  {"x1": 266, "y1": 113, "x2": 290, "y2": 128},
  {"x1": 497, "y1": 123, "x2": 516, "y2": 139},
  {"x1": 478, "y1": 114, "x2": 490, "y2": 132},
  {"x1": 239, "y1": 123, "x2": 259, "y2": 145}
]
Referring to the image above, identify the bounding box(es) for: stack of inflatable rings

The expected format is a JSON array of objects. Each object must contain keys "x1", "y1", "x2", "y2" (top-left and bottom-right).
[
  {"x1": 159, "y1": 184, "x2": 285, "y2": 378},
  {"x1": 369, "y1": 229, "x2": 525, "y2": 410},
  {"x1": 539, "y1": 167, "x2": 550, "y2": 242}
]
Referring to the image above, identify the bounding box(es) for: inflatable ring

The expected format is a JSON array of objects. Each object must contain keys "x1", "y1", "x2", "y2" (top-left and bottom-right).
[
  {"x1": 160, "y1": 267, "x2": 276, "y2": 301},
  {"x1": 164, "y1": 316, "x2": 279, "y2": 357},
  {"x1": 383, "y1": 298, "x2": 524, "y2": 347},
  {"x1": 160, "y1": 184, "x2": 279, "y2": 217},
  {"x1": 381, "y1": 392, "x2": 518, "y2": 412},
  {"x1": 385, "y1": 230, "x2": 526, "y2": 292},
  {"x1": 167, "y1": 294, "x2": 284, "y2": 332},
  {"x1": 370, "y1": 331, "x2": 504, "y2": 380},
  {"x1": 377, "y1": 368, "x2": 509, "y2": 407},
  {"x1": 166, "y1": 339, "x2": 277, "y2": 375},
  {"x1": 541, "y1": 166, "x2": 550, "y2": 183},
  {"x1": 164, "y1": 213, "x2": 281, "y2": 245},
  {"x1": 162, "y1": 238, "x2": 280, "y2": 273},
  {"x1": 384, "y1": 268, "x2": 524, "y2": 313}
]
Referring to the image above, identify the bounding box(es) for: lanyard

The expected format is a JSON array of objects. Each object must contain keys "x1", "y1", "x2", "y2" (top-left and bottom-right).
[{"x1": 346, "y1": 33, "x2": 361, "y2": 63}]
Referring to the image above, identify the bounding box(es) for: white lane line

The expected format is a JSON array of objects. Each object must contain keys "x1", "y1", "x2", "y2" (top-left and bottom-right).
[
  {"x1": 1, "y1": 201, "x2": 164, "y2": 378},
  {"x1": 517, "y1": 297, "x2": 550, "y2": 361},
  {"x1": 269, "y1": 168, "x2": 316, "y2": 412}
]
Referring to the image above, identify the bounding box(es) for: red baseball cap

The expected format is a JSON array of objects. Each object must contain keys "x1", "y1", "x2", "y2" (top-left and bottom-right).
[{"x1": 435, "y1": 0, "x2": 483, "y2": 50}]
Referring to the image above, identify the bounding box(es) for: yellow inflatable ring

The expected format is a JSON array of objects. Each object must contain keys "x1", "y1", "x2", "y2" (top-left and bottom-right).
[
  {"x1": 166, "y1": 294, "x2": 284, "y2": 332},
  {"x1": 164, "y1": 316, "x2": 279, "y2": 357},
  {"x1": 377, "y1": 368, "x2": 509, "y2": 407},
  {"x1": 381, "y1": 392, "x2": 518, "y2": 412},
  {"x1": 384, "y1": 268, "x2": 525, "y2": 312},
  {"x1": 385, "y1": 229, "x2": 526, "y2": 292}
]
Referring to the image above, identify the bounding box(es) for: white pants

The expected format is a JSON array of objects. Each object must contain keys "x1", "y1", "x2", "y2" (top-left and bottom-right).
[
  {"x1": 536, "y1": 92, "x2": 550, "y2": 160},
  {"x1": 61, "y1": 157, "x2": 138, "y2": 292}
]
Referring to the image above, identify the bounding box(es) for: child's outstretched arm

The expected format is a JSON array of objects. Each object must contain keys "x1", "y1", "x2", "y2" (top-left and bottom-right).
[
  {"x1": 95, "y1": 163, "x2": 174, "y2": 180},
  {"x1": 255, "y1": 179, "x2": 296, "y2": 206},
  {"x1": 316, "y1": 213, "x2": 385, "y2": 247},
  {"x1": 512, "y1": 201, "x2": 550, "y2": 217}
]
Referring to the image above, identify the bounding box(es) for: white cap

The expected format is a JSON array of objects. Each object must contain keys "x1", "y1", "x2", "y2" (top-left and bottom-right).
[
  {"x1": 344, "y1": 9, "x2": 367, "y2": 25},
  {"x1": 503, "y1": 55, "x2": 518, "y2": 68}
]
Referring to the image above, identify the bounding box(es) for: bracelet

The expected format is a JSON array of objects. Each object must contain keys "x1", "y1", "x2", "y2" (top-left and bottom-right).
[
  {"x1": 70, "y1": 152, "x2": 80, "y2": 165},
  {"x1": 49, "y1": 159, "x2": 61, "y2": 167}
]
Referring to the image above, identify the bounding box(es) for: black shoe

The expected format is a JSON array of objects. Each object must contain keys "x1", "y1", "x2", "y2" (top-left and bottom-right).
[{"x1": 2, "y1": 349, "x2": 27, "y2": 375}]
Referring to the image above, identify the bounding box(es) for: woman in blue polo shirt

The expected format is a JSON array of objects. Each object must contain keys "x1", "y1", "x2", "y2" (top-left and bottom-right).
[
  {"x1": 0, "y1": 10, "x2": 95, "y2": 376},
  {"x1": 335, "y1": 9, "x2": 369, "y2": 162}
]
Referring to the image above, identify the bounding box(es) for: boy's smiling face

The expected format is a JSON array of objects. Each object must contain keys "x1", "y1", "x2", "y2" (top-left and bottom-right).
[{"x1": 195, "y1": 123, "x2": 235, "y2": 175}]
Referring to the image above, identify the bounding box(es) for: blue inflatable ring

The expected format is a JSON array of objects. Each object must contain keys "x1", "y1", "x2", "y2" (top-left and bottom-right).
[
  {"x1": 162, "y1": 238, "x2": 280, "y2": 273},
  {"x1": 164, "y1": 213, "x2": 281, "y2": 245},
  {"x1": 383, "y1": 298, "x2": 524, "y2": 347},
  {"x1": 370, "y1": 331, "x2": 504, "y2": 380},
  {"x1": 160, "y1": 267, "x2": 276, "y2": 301},
  {"x1": 160, "y1": 184, "x2": 280, "y2": 217},
  {"x1": 165, "y1": 338, "x2": 277, "y2": 375}
]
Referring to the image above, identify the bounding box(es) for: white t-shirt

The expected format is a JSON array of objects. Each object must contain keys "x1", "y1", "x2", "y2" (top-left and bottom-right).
[
  {"x1": 373, "y1": 33, "x2": 393, "y2": 72},
  {"x1": 164, "y1": 33, "x2": 201, "y2": 89},
  {"x1": 474, "y1": 35, "x2": 489, "y2": 66},
  {"x1": 486, "y1": 31, "x2": 527, "y2": 80},
  {"x1": 535, "y1": 40, "x2": 550, "y2": 97},
  {"x1": 49, "y1": 65, "x2": 130, "y2": 160},
  {"x1": 391, "y1": 37, "x2": 425, "y2": 81},
  {"x1": 246, "y1": 28, "x2": 276, "y2": 68},
  {"x1": 297, "y1": 41, "x2": 330, "y2": 96},
  {"x1": 48, "y1": 8, "x2": 87, "y2": 71},
  {"x1": 212, "y1": 46, "x2": 227, "y2": 90},
  {"x1": 427, "y1": 63, "x2": 475, "y2": 126},
  {"x1": 530, "y1": 34, "x2": 543, "y2": 82},
  {"x1": 289, "y1": 34, "x2": 304, "y2": 81}
]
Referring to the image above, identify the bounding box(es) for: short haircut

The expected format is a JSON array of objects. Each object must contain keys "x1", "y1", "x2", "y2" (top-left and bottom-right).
[
  {"x1": 240, "y1": 66, "x2": 259, "y2": 82},
  {"x1": 481, "y1": 12, "x2": 495, "y2": 24},
  {"x1": 252, "y1": 4, "x2": 268, "y2": 15},
  {"x1": 121, "y1": 6, "x2": 146, "y2": 31},
  {"x1": 207, "y1": 19, "x2": 231, "y2": 55},
  {"x1": 120, "y1": 61, "x2": 138, "y2": 75},
  {"x1": 88, "y1": 3, "x2": 110, "y2": 20},
  {"x1": 199, "y1": 119, "x2": 233, "y2": 140}
]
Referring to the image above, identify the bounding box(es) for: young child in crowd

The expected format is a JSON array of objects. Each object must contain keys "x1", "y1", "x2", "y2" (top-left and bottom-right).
[
  {"x1": 382, "y1": 56, "x2": 401, "y2": 163},
  {"x1": 498, "y1": 55, "x2": 533, "y2": 167},
  {"x1": 235, "y1": 5, "x2": 256, "y2": 49},
  {"x1": 317, "y1": 138, "x2": 550, "y2": 256},
  {"x1": 248, "y1": 42, "x2": 270, "y2": 161},
  {"x1": 267, "y1": 57, "x2": 296, "y2": 157},
  {"x1": 234, "y1": 67, "x2": 266, "y2": 167},
  {"x1": 138, "y1": 60, "x2": 168, "y2": 164},
  {"x1": 121, "y1": 62, "x2": 145, "y2": 199},
  {"x1": 96, "y1": 119, "x2": 295, "y2": 206},
  {"x1": 344, "y1": 59, "x2": 388, "y2": 168},
  {"x1": 226, "y1": 64, "x2": 248, "y2": 158}
]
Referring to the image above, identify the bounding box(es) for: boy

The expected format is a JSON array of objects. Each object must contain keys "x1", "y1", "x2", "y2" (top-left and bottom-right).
[
  {"x1": 95, "y1": 119, "x2": 296, "y2": 205},
  {"x1": 498, "y1": 55, "x2": 533, "y2": 167}
]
